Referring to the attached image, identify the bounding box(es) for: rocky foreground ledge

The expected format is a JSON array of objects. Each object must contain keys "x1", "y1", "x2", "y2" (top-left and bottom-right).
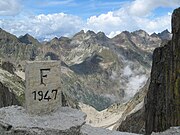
[
  {"x1": 0, "y1": 106, "x2": 86, "y2": 135},
  {"x1": 0, "y1": 106, "x2": 180, "y2": 135},
  {"x1": 0, "y1": 106, "x2": 140, "y2": 135}
]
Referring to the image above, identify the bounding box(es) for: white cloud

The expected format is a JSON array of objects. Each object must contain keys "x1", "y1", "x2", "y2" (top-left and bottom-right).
[
  {"x1": 40, "y1": 0, "x2": 76, "y2": 7},
  {"x1": 86, "y1": 8, "x2": 137, "y2": 34},
  {"x1": 129, "y1": 0, "x2": 180, "y2": 16},
  {"x1": 0, "y1": 13, "x2": 84, "y2": 40},
  {"x1": 0, "y1": 0, "x2": 21, "y2": 16},
  {"x1": 86, "y1": 11, "x2": 124, "y2": 34},
  {"x1": 85, "y1": 0, "x2": 179, "y2": 37},
  {"x1": 135, "y1": 15, "x2": 171, "y2": 33},
  {"x1": 0, "y1": 0, "x2": 179, "y2": 39}
]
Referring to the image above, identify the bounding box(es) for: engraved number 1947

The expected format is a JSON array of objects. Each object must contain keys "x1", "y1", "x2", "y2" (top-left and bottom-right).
[{"x1": 32, "y1": 89, "x2": 58, "y2": 101}]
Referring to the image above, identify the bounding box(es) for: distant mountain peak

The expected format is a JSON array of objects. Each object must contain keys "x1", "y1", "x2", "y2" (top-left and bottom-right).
[
  {"x1": 158, "y1": 29, "x2": 172, "y2": 40},
  {"x1": 52, "y1": 37, "x2": 59, "y2": 41},
  {"x1": 114, "y1": 31, "x2": 130, "y2": 37},
  {"x1": 24, "y1": 33, "x2": 31, "y2": 37},
  {"x1": 86, "y1": 30, "x2": 96, "y2": 36},
  {"x1": 161, "y1": 29, "x2": 170, "y2": 33},
  {"x1": 0, "y1": 28, "x2": 19, "y2": 43},
  {"x1": 79, "y1": 30, "x2": 85, "y2": 34},
  {"x1": 132, "y1": 29, "x2": 149, "y2": 37},
  {"x1": 59, "y1": 36, "x2": 70, "y2": 41},
  {"x1": 72, "y1": 30, "x2": 97, "y2": 41},
  {"x1": 119, "y1": 31, "x2": 132, "y2": 38},
  {"x1": 97, "y1": 31, "x2": 109, "y2": 40},
  {"x1": 122, "y1": 30, "x2": 130, "y2": 34},
  {"x1": 97, "y1": 31, "x2": 105, "y2": 35},
  {"x1": 150, "y1": 32, "x2": 158, "y2": 37},
  {"x1": 49, "y1": 37, "x2": 60, "y2": 44},
  {"x1": 73, "y1": 30, "x2": 85, "y2": 37},
  {"x1": 134, "y1": 29, "x2": 147, "y2": 33},
  {"x1": 19, "y1": 33, "x2": 40, "y2": 45}
]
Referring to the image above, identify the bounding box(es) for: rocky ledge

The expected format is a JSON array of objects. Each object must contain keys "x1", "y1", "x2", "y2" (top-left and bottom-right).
[
  {"x1": 151, "y1": 127, "x2": 180, "y2": 135},
  {"x1": 0, "y1": 106, "x2": 86, "y2": 135},
  {"x1": 0, "y1": 106, "x2": 141, "y2": 135}
]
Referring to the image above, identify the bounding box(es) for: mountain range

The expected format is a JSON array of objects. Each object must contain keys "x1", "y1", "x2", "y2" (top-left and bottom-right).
[
  {"x1": 0, "y1": 28, "x2": 171, "y2": 111},
  {"x1": 0, "y1": 7, "x2": 179, "y2": 135}
]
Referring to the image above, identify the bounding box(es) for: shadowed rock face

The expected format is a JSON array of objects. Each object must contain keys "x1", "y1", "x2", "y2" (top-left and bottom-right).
[
  {"x1": 157, "y1": 29, "x2": 172, "y2": 41},
  {"x1": 145, "y1": 8, "x2": 180, "y2": 134},
  {"x1": 0, "y1": 61, "x2": 15, "y2": 74},
  {"x1": 118, "y1": 107, "x2": 145, "y2": 134},
  {"x1": 0, "y1": 82, "x2": 20, "y2": 108},
  {"x1": 0, "y1": 62, "x2": 25, "y2": 108}
]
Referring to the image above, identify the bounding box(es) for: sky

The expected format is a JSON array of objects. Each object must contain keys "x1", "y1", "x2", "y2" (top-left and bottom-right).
[{"x1": 0, "y1": 0, "x2": 179, "y2": 40}]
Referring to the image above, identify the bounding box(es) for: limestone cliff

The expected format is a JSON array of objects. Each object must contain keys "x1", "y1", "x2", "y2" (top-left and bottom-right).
[{"x1": 145, "y1": 8, "x2": 180, "y2": 134}]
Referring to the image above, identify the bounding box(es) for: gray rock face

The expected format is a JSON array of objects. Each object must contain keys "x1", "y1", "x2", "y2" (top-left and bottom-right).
[
  {"x1": 0, "y1": 61, "x2": 15, "y2": 74},
  {"x1": 0, "y1": 106, "x2": 86, "y2": 135},
  {"x1": 19, "y1": 33, "x2": 40, "y2": 45},
  {"x1": 157, "y1": 29, "x2": 172, "y2": 41},
  {"x1": 81, "y1": 125, "x2": 140, "y2": 135},
  {"x1": 0, "y1": 67, "x2": 25, "y2": 108},
  {"x1": 151, "y1": 127, "x2": 180, "y2": 135},
  {"x1": 117, "y1": 107, "x2": 145, "y2": 134},
  {"x1": 145, "y1": 8, "x2": 180, "y2": 134},
  {"x1": 0, "y1": 82, "x2": 20, "y2": 108}
]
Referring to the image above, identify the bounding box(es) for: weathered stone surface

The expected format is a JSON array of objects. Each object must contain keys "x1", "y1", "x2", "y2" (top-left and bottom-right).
[
  {"x1": 81, "y1": 125, "x2": 141, "y2": 135},
  {"x1": 0, "y1": 68, "x2": 25, "y2": 108},
  {"x1": 117, "y1": 107, "x2": 145, "y2": 134},
  {"x1": 0, "y1": 106, "x2": 86, "y2": 135},
  {"x1": 0, "y1": 61, "x2": 15, "y2": 74},
  {"x1": 151, "y1": 127, "x2": 180, "y2": 135},
  {"x1": 0, "y1": 82, "x2": 20, "y2": 108},
  {"x1": 145, "y1": 8, "x2": 180, "y2": 134},
  {"x1": 25, "y1": 61, "x2": 61, "y2": 115}
]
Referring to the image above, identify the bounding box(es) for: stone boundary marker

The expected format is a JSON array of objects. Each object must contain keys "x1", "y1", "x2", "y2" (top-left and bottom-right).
[{"x1": 25, "y1": 61, "x2": 61, "y2": 115}]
